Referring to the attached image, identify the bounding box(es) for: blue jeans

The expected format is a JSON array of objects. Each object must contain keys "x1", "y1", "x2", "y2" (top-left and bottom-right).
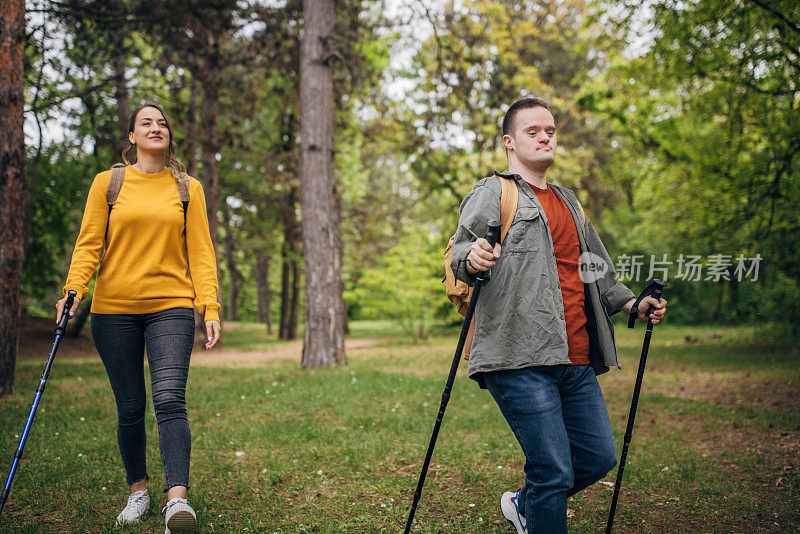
[
  {"x1": 91, "y1": 308, "x2": 194, "y2": 492},
  {"x1": 484, "y1": 365, "x2": 617, "y2": 534}
]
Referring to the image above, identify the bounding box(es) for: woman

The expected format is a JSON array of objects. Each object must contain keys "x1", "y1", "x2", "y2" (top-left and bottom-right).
[{"x1": 56, "y1": 103, "x2": 220, "y2": 533}]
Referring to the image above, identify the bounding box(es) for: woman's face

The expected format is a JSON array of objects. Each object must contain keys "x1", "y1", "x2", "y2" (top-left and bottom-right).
[{"x1": 129, "y1": 106, "x2": 170, "y2": 155}]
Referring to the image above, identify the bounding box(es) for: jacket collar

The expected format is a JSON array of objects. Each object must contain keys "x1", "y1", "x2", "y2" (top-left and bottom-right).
[
  {"x1": 494, "y1": 169, "x2": 537, "y2": 201},
  {"x1": 493, "y1": 169, "x2": 518, "y2": 180}
]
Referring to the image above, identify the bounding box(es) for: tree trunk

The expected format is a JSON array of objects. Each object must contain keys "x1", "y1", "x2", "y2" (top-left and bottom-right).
[
  {"x1": 279, "y1": 240, "x2": 290, "y2": 339},
  {"x1": 186, "y1": 76, "x2": 199, "y2": 176},
  {"x1": 67, "y1": 297, "x2": 92, "y2": 338},
  {"x1": 299, "y1": 0, "x2": 346, "y2": 368},
  {"x1": 256, "y1": 255, "x2": 272, "y2": 334},
  {"x1": 279, "y1": 228, "x2": 300, "y2": 341},
  {"x1": 194, "y1": 309, "x2": 206, "y2": 346},
  {"x1": 289, "y1": 255, "x2": 300, "y2": 340},
  {"x1": 24, "y1": 23, "x2": 48, "y2": 267},
  {"x1": 224, "y1": 226, "x2": 239, "y2": 322},
  {"x1": 279, "y1": 187, "x2": 301, "y2": 341},
  {"x1": 200, "y1": 75, "x2": 220, "y2": 256},
  {"x1": 81, "y1": 93, "x2": 103, "y2": 170},
  {"x1": 334, "y1": 187, "x2": 349, "y2": 335},
  {"x1": 195, "y1": 48, "x2": 222, "y2": 340},
  {"x1": 0, "y1": 0, "x2": 27, "y2": 396},
  {"x1": 113, "y1": 36, "x2": 130, "y2": 156},
  {"x1": 198, "y1": 50, "x2": 221, "y2": 302}
]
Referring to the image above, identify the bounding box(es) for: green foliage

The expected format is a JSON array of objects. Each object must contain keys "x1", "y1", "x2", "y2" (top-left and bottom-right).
[
  {"x1": 579, "y1": 0, "x2": 800, "y2": 328},
  {"x1": 345, "y1": 229, "x2": 452, "y2": 339},
  {"x1": 21, "y1": 148, "x2": 97, "y2": 304},
  {"x1": 398, "y1": 0, "x2": 624, "y2": 204},
  {"x1": 19, "y1": 0, "x2": 800, "y2": 336}
]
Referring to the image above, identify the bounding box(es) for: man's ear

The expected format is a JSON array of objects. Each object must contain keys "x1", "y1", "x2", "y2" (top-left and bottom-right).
[{"x1": 502, "y1": 133, "x2": 514, "y2": 151}]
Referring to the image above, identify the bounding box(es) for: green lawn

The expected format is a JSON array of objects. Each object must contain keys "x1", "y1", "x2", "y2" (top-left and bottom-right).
[{"x1": 0, "y1": 322, "x2": 798, "y2": 533}]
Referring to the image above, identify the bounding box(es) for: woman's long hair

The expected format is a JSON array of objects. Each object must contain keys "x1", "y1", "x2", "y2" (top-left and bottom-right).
[{"x1": 121, "y1": 102, "x2": 189, "y2": 188}]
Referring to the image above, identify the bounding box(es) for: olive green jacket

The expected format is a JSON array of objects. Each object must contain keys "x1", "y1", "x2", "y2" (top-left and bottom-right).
[{"x1": 451, "y1": 171, "x2": 635, "y2": 386}]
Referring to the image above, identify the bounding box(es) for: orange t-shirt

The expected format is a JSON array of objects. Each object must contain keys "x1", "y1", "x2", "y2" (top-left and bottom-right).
[{"x1": 528, "y1": 182, "x2": 590, "y2": 364}]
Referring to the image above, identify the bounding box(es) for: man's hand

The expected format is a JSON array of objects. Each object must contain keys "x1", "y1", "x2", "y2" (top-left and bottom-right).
[
  {"x1": 55, "y1": 296, "x2": 81, "y2": 324},
  {"x1": 205, "y1": 320, "x2": 222, "y2": 349},
  {"x1": 465, "y1": 238, "x2": 502, "y2": 275},
  {"x1": 623, "y1": 296, "x2": 667, "y2": 325}
]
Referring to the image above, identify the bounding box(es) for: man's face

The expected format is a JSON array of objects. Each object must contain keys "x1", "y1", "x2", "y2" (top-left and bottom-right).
[{"x1": 503, "y1": 106, "x2": 557, "y2": 170}]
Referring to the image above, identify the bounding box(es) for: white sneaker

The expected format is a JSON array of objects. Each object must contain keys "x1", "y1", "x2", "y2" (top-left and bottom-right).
[
  {"x1": 115, "y1": 489, "x2": 150, "y2": 525},
  {"x1": 163, "y1": 497, "x2": 197, "y2": 534},
  {"x1": 501, "y1": 490, "x2": 527, "y2": 534}
]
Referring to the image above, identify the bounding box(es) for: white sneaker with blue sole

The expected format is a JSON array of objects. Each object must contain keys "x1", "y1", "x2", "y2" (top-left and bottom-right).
[{"x1": 501, "y1": 490, "x2": 527, "y2": 534}]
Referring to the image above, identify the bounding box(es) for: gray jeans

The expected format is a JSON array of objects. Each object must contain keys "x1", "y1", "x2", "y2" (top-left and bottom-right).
[{"x1": 91, "y1": 308, "x2": 194, "y2": 492}]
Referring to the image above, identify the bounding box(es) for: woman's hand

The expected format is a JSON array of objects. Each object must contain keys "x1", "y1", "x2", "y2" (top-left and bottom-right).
[
  {"x1": 205, "y1": 320, "x2": 221, "y2": 349},
  {"x1": 55, "y1": 296, "x2": 81, "y2": 324}
]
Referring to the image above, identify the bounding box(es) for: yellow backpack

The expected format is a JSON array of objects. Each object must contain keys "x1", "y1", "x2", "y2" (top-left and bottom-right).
[{"x1": 443, "y1": 174, "x2": 519, "y2": 358}]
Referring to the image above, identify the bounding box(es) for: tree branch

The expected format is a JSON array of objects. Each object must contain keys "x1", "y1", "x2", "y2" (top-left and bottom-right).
[
  {"x1": 25, "y1": 75, "x2": 115, "y2": 114},
  {"x1": 749, "y1": 0, "x2": 800, "y2": 36}
]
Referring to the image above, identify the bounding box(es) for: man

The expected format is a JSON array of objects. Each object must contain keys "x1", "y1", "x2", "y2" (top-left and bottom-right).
[{"x1": 450, "y1": 97, "x2": 667, "y2": 534}]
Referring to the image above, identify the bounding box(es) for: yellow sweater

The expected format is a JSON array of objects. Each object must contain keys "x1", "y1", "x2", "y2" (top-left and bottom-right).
[{"x1": 64, "y1": 166, "x2": 221, "y2": 322}]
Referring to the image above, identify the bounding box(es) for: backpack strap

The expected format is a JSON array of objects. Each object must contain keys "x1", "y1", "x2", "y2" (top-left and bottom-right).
[
  {"x1": 106, "y1": 165, "x2": 190, "y2": 229},
  {"x1": 496, "y1": 174, "x2": 519, "y2": 244},
  {"x1": 107, "y1": 164, "x2": 126, "y2": 206},
  {"x1": 460, "y1": 174, "x2": 519, "y2": 360},
  {"x1": 174, "y1": 172, "x2": 190, "y2": 227},
  {"x1": 576, "y1": 200, "x2": 586, "y2": 225},
  {"x1": 105, "y1": 165, "x2": 126, "y2": 242}
]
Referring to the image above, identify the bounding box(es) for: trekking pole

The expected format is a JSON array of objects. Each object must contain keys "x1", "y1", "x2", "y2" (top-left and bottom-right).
[
  {"x1": 0, "y1": 290, "x2": 77, "y2": 517},
  {"x1": 404, "y1": 220, "x2": 502, "y2": 534},
  {"x1": 606, "y1": 279, "x2": 666, "y2": 534}
]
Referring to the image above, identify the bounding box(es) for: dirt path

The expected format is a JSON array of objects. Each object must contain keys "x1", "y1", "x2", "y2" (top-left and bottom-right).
[
  {"x1": 188, "y1": 337, "x2": 386, "y2": 367},
  {"x1": 18, "y1": 315, "x2": 390, "y2": 367}
]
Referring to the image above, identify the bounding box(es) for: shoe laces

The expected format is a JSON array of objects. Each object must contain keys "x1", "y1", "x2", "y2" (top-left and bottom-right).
[
  {"x1": 126, "y1": 490, "x2": 148, "y2": 508},
  {"x1": 162, "y1": 497, "x2": 188, "y2": 514},
  {"x1": 118, "y1": 490, "x2": 149, "y2": 520}
]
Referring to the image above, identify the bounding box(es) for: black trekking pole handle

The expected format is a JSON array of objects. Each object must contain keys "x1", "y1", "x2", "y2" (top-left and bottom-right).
[
  {"x1": 0, "y1": 290, "x2": 76, "y2": 517},
  {"x1": 403, "y1": 221, "x2": 501, "y2": 534},
  {"x1": 627, "y1": 279, "x2": 666, "y2": 330},
  {"x1": 55, "y1": 290, "x2": 76, "y2": 335},
  {"x1": 606, "y1": 280, "x2": 666, "y2": 533},
  {"x1": 476, "y1": 221, "x2": 502, "y2": 282}
]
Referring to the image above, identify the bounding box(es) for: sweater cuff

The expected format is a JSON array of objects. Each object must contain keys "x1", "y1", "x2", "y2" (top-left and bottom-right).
[
  {"x1": 202, "y1": 303, "x2": 221, "y2": 323},
  {"x1": 63, "y1": 284, "x2": 88, "y2": 301}
]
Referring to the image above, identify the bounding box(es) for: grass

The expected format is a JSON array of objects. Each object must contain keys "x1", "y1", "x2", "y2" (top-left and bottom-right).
[{"x1": 0, "y1": 321, "x2": 798, "y2": 533}]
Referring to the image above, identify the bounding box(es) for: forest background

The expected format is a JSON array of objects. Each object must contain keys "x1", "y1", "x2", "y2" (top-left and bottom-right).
[
  {"x1": 10, "y1": 0, "x2": 800, "y2": 352},
  {"x1": 1, "y1": 2, "x2": 799, "y2": 531}
]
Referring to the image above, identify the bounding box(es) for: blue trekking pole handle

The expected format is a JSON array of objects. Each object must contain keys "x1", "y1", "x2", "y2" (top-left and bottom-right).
[
  {"x1": 0, "y1": 290, "x2": 76, "y2": 517},
  {"x1": 404, "y1": 221, "x2": 501, "y2": 533}
]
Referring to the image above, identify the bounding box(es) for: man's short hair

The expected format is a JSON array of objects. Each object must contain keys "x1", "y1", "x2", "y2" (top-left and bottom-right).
[{"x1": 502, "y1": 97, "x2": 551, "y2": 136}]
